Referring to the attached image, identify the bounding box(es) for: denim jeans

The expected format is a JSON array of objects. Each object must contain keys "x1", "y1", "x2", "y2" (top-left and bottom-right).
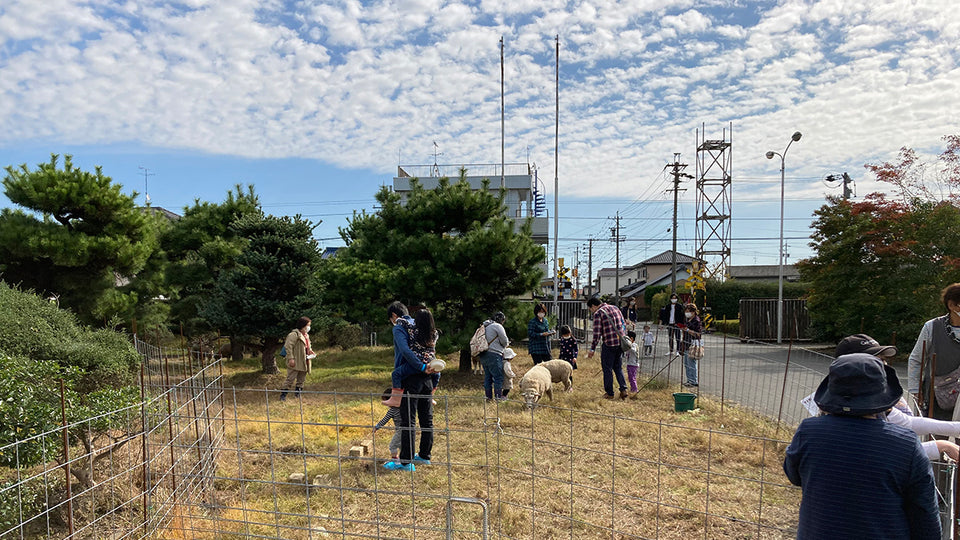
[
  {"x1": 480, "y1": 350, "x2": 504, "y2": 399},
  {"x1": 683, "y1": 351, "x2": 698, "y2": 385},
  {"x1": 600, "y1": 344, "x2": 627, "y2": 396}
]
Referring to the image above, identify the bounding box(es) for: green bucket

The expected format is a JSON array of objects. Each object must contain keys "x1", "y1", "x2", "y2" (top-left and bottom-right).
[{"x1": 673, "y1": 392, "x2": 697, "y2": 412}]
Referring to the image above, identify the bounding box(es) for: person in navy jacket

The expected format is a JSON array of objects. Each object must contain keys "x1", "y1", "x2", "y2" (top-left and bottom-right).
[{"x1": 783, "y1": 354, "x2": 940, "y2": 539}]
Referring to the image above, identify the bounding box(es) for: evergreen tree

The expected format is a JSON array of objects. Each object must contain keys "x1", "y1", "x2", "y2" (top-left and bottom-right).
[
  {"x1": 0, "y1": 154, "x2": 159, "y2": 325},
  {"x1": 202, "y1": 212, "x2": 323, "y2": 373},
  {"x1": 163, "y1": 185, "x2": 260, "y2": 352},
  {"x1": 320, "y1": 174, "x2": 545, "y2": 370}
]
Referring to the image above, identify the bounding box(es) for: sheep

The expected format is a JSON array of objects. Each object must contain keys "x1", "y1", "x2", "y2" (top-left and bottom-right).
[
  {"x1": 538, "y1": 360, "x2": 573, "y2": 392},
  {"x1": 518, "y1": 365, "x2": 553, "y2": 408}
]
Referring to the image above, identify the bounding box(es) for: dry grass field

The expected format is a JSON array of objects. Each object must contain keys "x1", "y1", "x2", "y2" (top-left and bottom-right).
[{"x1": 197, "y1": 345, "x2": 801, "y2": 540}]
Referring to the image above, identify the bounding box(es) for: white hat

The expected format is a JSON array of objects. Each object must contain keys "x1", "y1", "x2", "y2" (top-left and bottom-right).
[{"x1": 502, "y1": 348, "x2": 517, "y2": 360}]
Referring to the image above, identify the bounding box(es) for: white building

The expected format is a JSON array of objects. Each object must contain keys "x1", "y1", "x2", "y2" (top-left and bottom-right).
[{"x1": 392, "y1": 162, "x2": 549, "y2": 272}]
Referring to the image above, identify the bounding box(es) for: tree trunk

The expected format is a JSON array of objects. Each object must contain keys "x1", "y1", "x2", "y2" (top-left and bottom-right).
[
  {"x1": 459, "y1": 347, "x2": 472, "y2": 373},
  {"x1": 261, "y1": 340, "x2": 280, "y2": 374},
  {"x1": 230, "y1": 336, "x2": 243, "y2": 362}
]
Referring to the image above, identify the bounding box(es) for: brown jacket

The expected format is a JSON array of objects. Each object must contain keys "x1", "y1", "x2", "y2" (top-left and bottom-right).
[{"x1": 283, "y1": 329, "x2": 311, "y2": 373}]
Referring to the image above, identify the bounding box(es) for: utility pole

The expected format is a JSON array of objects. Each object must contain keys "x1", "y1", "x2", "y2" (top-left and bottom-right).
[
  {"x1": 610, "y1": 212, "x2": 624, "y2": 304},
  {"x1": 665, "y1": 154, "x2": 691, "y2": 294},
  {"x1": 574, "y1": 244, "x2": 581, "y2": 294},
  {"x1": 841, "y1": 172, "x2": 853, "y2": 199},
  {"x1": 585, "y1": 240, "x2": 593, "y2": 297}
]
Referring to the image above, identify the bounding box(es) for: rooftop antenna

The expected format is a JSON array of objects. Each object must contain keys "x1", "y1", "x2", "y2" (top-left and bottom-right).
[
  {"x1": 431, "y1": 141, "x2": 443, "y2": 177},
  {"x1": 138, "y1": 166, "x2": 155, "y2": 206}
]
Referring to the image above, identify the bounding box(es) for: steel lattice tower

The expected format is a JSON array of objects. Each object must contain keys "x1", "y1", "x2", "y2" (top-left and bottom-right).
[{"x1": 694, "y1": 123, "x2": 733, "y2": 280}]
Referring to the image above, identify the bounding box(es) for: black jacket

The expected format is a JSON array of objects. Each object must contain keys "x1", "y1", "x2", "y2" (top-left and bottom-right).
[{"x1": 659, "y1": 303, "x2": 685, "y2": 326}]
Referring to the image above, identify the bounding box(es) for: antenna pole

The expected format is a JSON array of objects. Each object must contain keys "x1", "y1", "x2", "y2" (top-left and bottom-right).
[
  {"x1": 500, "y1": 36, "x2": 505, "y2": 190},
  {"x1": 138, "y1": 166, "x2": 154, "y2": 206},
  {"x1": 552, "y1": 35, "x2": 560, "y2": 315}
]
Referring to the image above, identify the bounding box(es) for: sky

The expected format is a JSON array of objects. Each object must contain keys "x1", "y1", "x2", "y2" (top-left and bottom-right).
[{"x1": 1, "y1": 0, "x2": 958, "y2": 281}]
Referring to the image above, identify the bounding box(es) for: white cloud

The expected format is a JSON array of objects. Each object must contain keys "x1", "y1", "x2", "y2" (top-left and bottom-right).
[{"x1": 0, "y1": 0, "x2": 957, "y2": 205}]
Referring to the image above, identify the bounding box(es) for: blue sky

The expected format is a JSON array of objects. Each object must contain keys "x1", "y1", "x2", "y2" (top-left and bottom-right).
[{"x1": 1, "y1": 0, "x2": 958, "y2": 278}]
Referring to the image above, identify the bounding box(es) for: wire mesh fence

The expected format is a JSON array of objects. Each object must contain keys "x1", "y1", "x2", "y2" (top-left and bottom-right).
[
  {"x1": 3, "y1": 330, "x2": 957, "y2": 539},
  {"x1": 171, "y1": 388, "x2": 801, "y2": 539},
  {"x1": 1, "y1": 335, "x2": 223, "y2": 540},
  {"x1": 638, "y1": 325, "x2": 830, "y2": 432}
]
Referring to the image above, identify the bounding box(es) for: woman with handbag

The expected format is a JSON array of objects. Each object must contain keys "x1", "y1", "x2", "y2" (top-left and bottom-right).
[
  {"x1": 279, "y1": 316, "x2": 317, "y2": 401},
  {"x1": 681, "y1": 304, "x2": 703, "y2": 388},
  {"x1": 908, "y1": 283, "x2": 960, "y2": 420}
]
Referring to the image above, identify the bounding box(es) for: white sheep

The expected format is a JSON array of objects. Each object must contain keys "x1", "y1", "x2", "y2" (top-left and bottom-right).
[
  {"x1": 538, "y1": 360, "x2": 573, "y2": 392},
  {"x1": 519, "y1": 365, "x2": 553, "y2": 408}
]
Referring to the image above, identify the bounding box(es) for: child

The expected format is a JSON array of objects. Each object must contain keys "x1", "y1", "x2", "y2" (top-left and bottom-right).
[
  {"x1": 383, "y1": 309, "x2": 440, "y2": 407},
  {"x1": 558, "y1": 325, "x2": 578, "y2": 369},
  {"x1": 624, "y1": 330, "x2": 641, "y2": 398},
  {"x1": 641, "y1": 325, "x2": 655, "y2": 357},
  {"x1": 373, "y1": 388, "x2": 403, "y2": 460},
  {"x1": 501, "y1": 348, "x2": 517, "y2": 398}
]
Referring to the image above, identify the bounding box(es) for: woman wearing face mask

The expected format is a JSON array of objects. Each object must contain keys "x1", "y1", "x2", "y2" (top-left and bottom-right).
[
  {"x1": 279, "y1": 316, "x2": 317, "y2": 401},
  {"x1": 527, "y1": 303, "x2": 555, "y2": 365},
  {"x1": 908, "y1": 283, "x2": 960, "y2": 420},
  {"x1": 680, "y1": 304, "x2": 703, "y2": 388}
]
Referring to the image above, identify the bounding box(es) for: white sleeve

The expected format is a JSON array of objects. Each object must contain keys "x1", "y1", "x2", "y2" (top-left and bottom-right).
[
  {"x1": 887, "y1": 405, "x2": 960, "y2": 437},
  {"x1": 922, "y1": 440, "x2": 941, "y2": 461},
  {"x1": 907, "y1": 320, "x2": 935, "y2": 394},
  {"x1": 907, "y1": 414, "x2": 960, "y2": 437}
]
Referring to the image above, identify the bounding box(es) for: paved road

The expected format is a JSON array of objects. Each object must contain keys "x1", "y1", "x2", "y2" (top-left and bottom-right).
[{"x1": 634, "y1": 334, "x2": 831, "y2": 428}]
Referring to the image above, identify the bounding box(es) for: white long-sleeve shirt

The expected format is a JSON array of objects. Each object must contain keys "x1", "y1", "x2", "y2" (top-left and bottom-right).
[{"x1": 907, "y1": 319, "x2": 935, "y2": 394}]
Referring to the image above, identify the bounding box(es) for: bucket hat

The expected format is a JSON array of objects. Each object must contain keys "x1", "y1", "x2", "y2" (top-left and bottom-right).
[
  {"x1": 814, "y1": 353, "x2": 903, "y2": 416},
  {"x1": 835, "y1": 334, "x2": 898, "y2": 358},
  {"x1": 502, "y1": 348, "x2": 517, "y2": 360}
]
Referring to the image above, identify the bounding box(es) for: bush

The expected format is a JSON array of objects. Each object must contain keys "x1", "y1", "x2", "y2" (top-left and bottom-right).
[
  {"x1": 704, "y1": 279, "x2": 810, "y2": 320},
  {"x1": 0, "y1": 282, "x2": 141, "y2": 469},
  {"x1": 312, "y1": 317, "x2": 365, "y2": 350},
  {"x1": 712, "y1": 318, "x2": 740, "y2": 335}
]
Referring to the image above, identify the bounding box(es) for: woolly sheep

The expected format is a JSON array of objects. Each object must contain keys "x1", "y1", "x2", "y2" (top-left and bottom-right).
[
  {"x1": 538, "y1": 360, "x2": 573, "y2": 392},
  {"x1": 519, "y1": 365, "x2": 553, "y2": 408}
]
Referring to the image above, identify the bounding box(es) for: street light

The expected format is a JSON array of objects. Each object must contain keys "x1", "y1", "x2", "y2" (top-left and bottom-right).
[{"x1": 766, "y1": 131, "x2": 802, "y2": 344}]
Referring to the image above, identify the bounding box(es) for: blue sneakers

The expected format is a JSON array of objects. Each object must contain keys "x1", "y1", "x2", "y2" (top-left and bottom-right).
[
  {"x1": 413, "y1": 455, "x2": 431, "y2": 465},
  {"x1": 383, "y1": 461, "x2": 415, "y2": 472}
]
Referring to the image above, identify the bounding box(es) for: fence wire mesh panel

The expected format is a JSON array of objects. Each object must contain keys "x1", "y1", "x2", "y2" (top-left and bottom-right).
[
  {"x1": 6, "y1": 334, "x2": 958, "y2": 539},
  {"x1": 638, "y1": 326, "x2": 831, "y2": 431},
  {"x1": 159, "y1": 387, "x2": 803, "y2": 539},
  {"x1": 0, "y1": 335, "x2": 223, "y2": 540}
]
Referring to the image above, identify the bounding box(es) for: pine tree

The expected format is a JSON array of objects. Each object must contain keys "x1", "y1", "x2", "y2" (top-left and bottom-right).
[
  {"x1": 0, "y1": 154, "x2": 159, "y2": 324},
  {"x1": 321, "y1": 173, "x2": 545, "y2": 370},
  {"x1": 202, "y1": 212, "x2": 323, "y2": 373}
]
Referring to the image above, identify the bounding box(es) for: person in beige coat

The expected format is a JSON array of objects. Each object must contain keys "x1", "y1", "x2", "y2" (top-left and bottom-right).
[{"x1": 279, "y1": 316, "x2": 316, "y2": 401}]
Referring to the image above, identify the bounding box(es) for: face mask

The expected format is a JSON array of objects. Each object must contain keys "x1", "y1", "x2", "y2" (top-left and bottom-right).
[
  {"x1": 670, "y1": 298, "x2": 677, "y2": 304},
  {"x1": 685, "y1": 312, "x2": 694, "y2": 319},
  {"x1": 537, "y1": 312, "x2": 545, "y2": 319},
  {"x1": 305, "y1": 325, "x2": 311, "y2": 333}
]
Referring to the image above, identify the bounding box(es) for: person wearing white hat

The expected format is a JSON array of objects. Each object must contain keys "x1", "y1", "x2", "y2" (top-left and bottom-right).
[{"x1": 501, "y1": 348, "x2": 517, "y2": 398}]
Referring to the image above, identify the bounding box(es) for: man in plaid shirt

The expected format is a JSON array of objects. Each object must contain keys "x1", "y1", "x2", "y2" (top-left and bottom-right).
[{"x1": 586, "y1": 297, "x2": 629, "y2": 400}]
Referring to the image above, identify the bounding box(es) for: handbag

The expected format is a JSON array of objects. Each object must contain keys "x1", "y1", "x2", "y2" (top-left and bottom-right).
[
  {"x1": 688, "y1": 339, "x2": 704, "y2": 359},
  {"x1": 933, "y1": 364, "x2": 960, "y2": 410},
  {"x1": 619, "y1": 334, "x2": 633, "y2": 353}
]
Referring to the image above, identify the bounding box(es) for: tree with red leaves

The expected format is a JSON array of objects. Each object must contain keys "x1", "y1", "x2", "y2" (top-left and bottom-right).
[{"x1": 800, "y1": 135, "x2": 960, "y2": 343}]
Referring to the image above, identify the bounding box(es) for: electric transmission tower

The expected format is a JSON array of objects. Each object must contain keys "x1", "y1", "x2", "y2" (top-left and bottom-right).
[{"x1": 694, "y1": 123, "x2": 733, "y2": 280}]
